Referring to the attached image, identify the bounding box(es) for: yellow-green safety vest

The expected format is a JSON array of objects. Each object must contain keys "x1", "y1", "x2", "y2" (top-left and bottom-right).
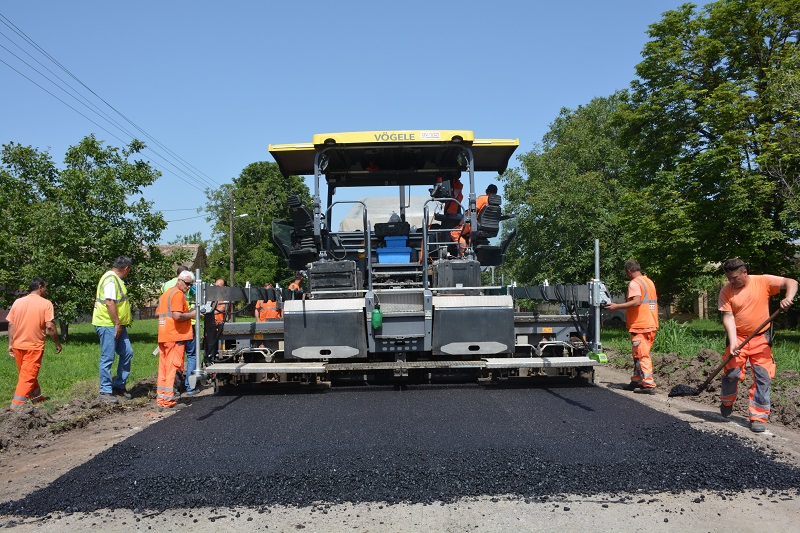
[{"x1": 92, "y1": 271, "x2": 132, "y2": 327}]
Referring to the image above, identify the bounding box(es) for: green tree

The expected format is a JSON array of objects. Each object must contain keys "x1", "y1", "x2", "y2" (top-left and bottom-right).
[
  {"x1": 205, "y1": 161, "x2": 310, "y2": 287},
  {"x1": 504, "y1": 94, "x2": 643, "y2": 293},
  {"x1": 621, "y1": 0, "x2": 800, "y2": 281},
  {"x1": 1, "y1": 135, "x2": 181, "y2": 338}
]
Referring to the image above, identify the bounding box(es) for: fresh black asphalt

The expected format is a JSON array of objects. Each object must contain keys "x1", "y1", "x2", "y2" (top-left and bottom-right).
[{"x1": 3, "y1": 382, "x2": 799, "y2": 516}]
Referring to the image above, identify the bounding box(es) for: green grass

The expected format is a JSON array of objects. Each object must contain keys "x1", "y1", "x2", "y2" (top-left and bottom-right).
[
  {"x1": 601, "y1": 318, "x2": 800, "y2": 374},
  {"x1": 1, "y1": 319, "x2": 160, "y2": 409}
]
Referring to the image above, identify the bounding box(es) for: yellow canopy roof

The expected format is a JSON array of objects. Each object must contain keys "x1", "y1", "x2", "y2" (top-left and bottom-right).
[{"x1": 269, "y1": 130, "x2": 518, "y2": 186}]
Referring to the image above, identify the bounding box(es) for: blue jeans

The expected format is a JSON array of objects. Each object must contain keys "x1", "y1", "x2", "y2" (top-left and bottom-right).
[
  {"x1": 185, "y1": 334, "x2": 197, "y2": 392},
  {"x1": 95, "y1": 325, "x2": 134, "y2": 394}
]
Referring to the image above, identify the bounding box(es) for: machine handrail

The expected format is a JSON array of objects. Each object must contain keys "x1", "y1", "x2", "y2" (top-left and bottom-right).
[{"x1": 326, "y1": 200, "x2": 372, "y2": 291}]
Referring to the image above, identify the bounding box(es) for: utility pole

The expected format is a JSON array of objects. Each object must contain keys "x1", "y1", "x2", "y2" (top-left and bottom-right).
[{"x1": 229, "y1": 190, "x2": 235, "y2": 288}]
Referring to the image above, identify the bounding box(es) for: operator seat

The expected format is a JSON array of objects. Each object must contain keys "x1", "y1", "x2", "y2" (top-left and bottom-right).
[
  {"x1": 288, "y1": 195, "x2": 316, "y2": 249},
  {"x1": 286, "y1": 194, "x2": 319, "y2": 268},
  {"x1": 473, "y1": 194, "x2": 502, "y2": 239},
  {"x1": 473, "y1": 194, "x2": 505, "y2": 266}
]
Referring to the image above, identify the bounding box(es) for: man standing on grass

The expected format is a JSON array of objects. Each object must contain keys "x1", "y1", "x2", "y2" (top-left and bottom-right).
[
  {"x1": 7, "y1": 277, "x2": 62, "y2": 410},
  {"x1": 604, "y1": 260, "x2": 659, "y2": 395},
  {"x1": 718, "y1": 258, "x2": 797, "y2": 433},
  {"x1": 156, "y1": 270, "x2": 195, "y2": 412},
  {"x1": 92, "y1": 256, "x2": 134, "y2": 404}
]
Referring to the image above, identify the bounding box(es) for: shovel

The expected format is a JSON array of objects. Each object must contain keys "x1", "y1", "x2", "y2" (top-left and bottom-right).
[{"x1": 667, "y1": 308, "x2": 781, "y2": 397}]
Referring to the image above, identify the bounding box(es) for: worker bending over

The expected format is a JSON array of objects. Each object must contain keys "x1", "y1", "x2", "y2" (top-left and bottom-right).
[{"x1": 718, "y1": 258, "x2": 797, "y2": 433}]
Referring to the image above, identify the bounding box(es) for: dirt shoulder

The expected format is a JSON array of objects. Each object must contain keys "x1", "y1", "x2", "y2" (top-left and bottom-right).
[{"x1": 607, "y1": 346, "x2": 800, "y2": 431}]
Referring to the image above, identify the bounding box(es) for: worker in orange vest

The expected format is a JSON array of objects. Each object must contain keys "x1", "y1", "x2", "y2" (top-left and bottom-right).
[
  {"x1": 476, "y1": 183, "x2": 498, "y2": 217},
  {"x1": 156, "y1": 271, "x2": 195, "y2": 411},
  {"x1": 718, "y1": 257, "x2": 797, "y2": 432},
  {"x1": 7, "y1": 277, "x2": 62, "y2": 410},
  {"x1": 288, "y1": 273, "x2": 304, "y2": 299},
  {"x1": 213, "y1": 278, "x2": 230, "y2": 324},
  {"x1": 605, "y1": 260, "x2": 659, "y2": 394},
  {"x1": 443, "y1": 176, "x2": 464, "y2": 217},
  {"x1": 255, "y1": 282, "x2": 281, "y2": 321}
]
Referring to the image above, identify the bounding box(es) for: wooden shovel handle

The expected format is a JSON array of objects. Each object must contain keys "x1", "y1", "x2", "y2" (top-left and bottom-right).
[{"x1": 696, "y1": 307, "x2": 782, "y2": 393}]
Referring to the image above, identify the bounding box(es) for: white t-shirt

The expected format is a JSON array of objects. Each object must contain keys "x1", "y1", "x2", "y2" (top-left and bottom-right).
[{"x1": 102, "y1": 278, "x2": 119, "y2": 300}]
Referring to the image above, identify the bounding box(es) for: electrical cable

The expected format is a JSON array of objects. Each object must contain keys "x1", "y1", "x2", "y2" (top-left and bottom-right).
[
  {"x1": 0, "y1": 15, "x2": 221, "y2": 191},
  {"x1": 0, "y1": 16, "x2": 220, "y2": 188}
]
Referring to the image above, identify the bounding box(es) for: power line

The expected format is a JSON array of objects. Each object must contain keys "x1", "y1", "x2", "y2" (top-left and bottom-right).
[
  {"x1": 0, "y1": 55, "x2": 208, "y2": 195},
  {"x1": 0, "y1": 57, "x2": 203, "y2": 193},
  {"x1": 0, "y1": 13, "x2": 222, "y2": 192},
  {"x1": 0, "y1": 33, "x2": 216, "y2": 192},
  {"x1": 166, "y1": 214, "x2": 209, "y2": 223}
]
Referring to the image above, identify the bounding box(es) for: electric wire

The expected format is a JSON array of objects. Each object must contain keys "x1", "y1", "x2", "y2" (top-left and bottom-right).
[
  {"x1": 0, "y1": 14, "x2": 221, "y2": 192},
  {"x1": 0, "y1": 41, "x2": 207, "y2": 193},
  {"x1": 0, "y1": 14, "x2": 219, "y2": 187},
  {"x1": 166, "y1": 214, "x2": 208, "y2": 223}
]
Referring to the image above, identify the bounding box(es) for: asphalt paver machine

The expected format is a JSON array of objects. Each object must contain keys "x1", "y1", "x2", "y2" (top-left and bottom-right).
[{"x1": 198, "y1": 130, "x2": 610, "y2": 390}]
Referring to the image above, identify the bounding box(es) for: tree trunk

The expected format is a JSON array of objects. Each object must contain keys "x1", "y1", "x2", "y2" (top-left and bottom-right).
[{"x1": 59, "y1": 321, "x2": 69, "y2": 342}]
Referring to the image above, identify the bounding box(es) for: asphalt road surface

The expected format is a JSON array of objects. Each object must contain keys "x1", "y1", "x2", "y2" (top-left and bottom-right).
[{"x1": 3, "y1": 380, "x2": 799, "y2": 519}]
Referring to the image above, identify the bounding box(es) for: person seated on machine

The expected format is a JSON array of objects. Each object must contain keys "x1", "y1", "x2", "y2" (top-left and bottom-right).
[{"x1": 476, "y1": 183, "x2": 498, "y2": 217}]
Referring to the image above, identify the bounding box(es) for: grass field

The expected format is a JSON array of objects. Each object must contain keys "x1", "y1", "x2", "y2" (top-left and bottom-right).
[
  {"x1": 0, "y1": 320, "x2": 161, "y2": 409},
  {"x1": 601, "y1": 319, "x2": 800, "y2": 375}
]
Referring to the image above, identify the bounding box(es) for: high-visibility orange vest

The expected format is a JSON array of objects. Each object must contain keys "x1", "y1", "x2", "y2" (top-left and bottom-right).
[
  {"x1": 444, "y1": 178, "x2": 464, "y2": 215},
  {"x1": 626, "y1": 275, "x2": 659, "y2": 332},
  {"x1": 157, "y1": 287, "x2": 192, "y2": 342},
  {"x1": 214, "y1": 301, "x2": 229, "y2": 324},
  {"x1": 476, "y1": 194, "x2": 489, "y2": 216},
  {"x1": 256, "y1": 299, "x2": 280, "y2": 321}
]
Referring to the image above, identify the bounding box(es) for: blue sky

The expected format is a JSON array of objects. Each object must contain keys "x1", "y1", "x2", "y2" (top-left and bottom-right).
[{"x1": 1, "y1": 1, "x2": 704, "y2": 243}]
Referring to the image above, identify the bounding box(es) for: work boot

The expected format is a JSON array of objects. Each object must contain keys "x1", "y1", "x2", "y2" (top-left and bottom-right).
[
  {"x1": 720, "y1": 404, "x2": 733, "y2": 418},
  {"x1": 622, "y1": 382, "x2": 640, "y2": 391},
  {"x1": 634, "y1": 387, "x2": 656, "y2": 395},
  {"x1": 157, "y1": 403, "x2": 187, "y2": 413},
  {"x1": 750, "y1": 420, "x2": 766, "y2": 433},
  {"x1": 98, "y1": 392, "x2": 119, "y2": 404},
  {"x1": 112, "y1": 387, "x2": 132, "y2": 399}
]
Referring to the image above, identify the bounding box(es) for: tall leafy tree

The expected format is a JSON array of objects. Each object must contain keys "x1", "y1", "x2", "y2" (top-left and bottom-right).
[
  {"x1": 621, "y1": 0, "x2": 800, "y2": 280},
  {"x1": 1, "y1": 135, "x2": 179, "y2": 337},
  {"x1": 205, "y1": 161, "x2": 310, "y2": 287},
  {"x1": 504, "y1": 94, "x2": 643, "y2": 293}
]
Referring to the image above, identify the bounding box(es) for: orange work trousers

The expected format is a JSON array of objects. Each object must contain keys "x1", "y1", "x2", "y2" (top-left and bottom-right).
[
  {"x1": 630, "y1": 331, "x2": 657, "y2": 389},
  {"x1": 720, "y1": 334, "x2": 775, "y2": 424},
  {"x1": 157, "y1": 341, "x2": 186, "y2": 408},
  {"x1": 10, "y1": 348, "x2": 47, "y2": 410}
]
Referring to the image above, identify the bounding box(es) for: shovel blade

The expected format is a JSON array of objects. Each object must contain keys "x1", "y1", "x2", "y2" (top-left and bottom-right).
[{"x1": 668, "y1": 384, "x2": 700, "y2": 397}]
